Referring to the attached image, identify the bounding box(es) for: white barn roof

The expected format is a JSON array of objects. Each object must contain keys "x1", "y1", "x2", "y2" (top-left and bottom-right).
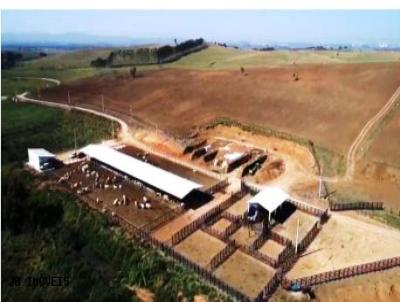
[
  {"x1": 248, "y1": 187, "x2": 290, "y2": 213},
  {"x1": 81, "y1": 144, "x2": 202, "y2": 199},
  {"x1": 28, "y1": 148, "x2": 55, "y2": 157}
]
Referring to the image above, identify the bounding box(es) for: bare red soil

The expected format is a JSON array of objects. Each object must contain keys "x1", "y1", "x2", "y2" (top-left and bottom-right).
[{"x1": 39, "y1": 63, "x2": 400, "y2": 156}]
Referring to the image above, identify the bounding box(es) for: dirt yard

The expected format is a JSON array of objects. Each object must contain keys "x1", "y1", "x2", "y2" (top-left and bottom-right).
[
  {"x1": 152, "y1": 192, "x2": 228, "y2": 242},
  {"x1": 120, "y1": 145, "x2": 220, "y2": 190},
  {"x1": 52, "y1": 161, "x2": 179, "y2": 230},
  {"x1": 258, "y1": 240, "x2": 286, "y2": 260},
  {"x1": 214, "y1": 250, "x2": 276, "y2": 299},
  {"x1": 226, "y1": 194, "x2": 251, "y2": 216},
  {"x1": 287, "y1": 213, "x2": 400, "y2": 279},
  {"x1": 174, "y1": 230, "x2": 226, "y2": 268},
  {"x1": 212, "y1": 218, "x2": 232, "y2": 233},
  {"x1": 39, "y1": 63, "x2": 400, "y2": 157},
  {"x1": 230, "y1": 226, "x2": 259, "y2": 247},
  {"x1": 314, "y1": 267, "x2": 400, "y2": 302},
  {"x1": 272, "y1": 210, "x2": 319, "y2": 243}
]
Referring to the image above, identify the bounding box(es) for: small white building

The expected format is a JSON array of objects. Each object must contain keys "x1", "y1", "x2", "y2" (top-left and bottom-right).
[
  {"x1": 28, "y1": 148, "x2": 56, "y2": 172},
  {"x1": 247, "y1": 186, "x2": 290, "y2": 222}
]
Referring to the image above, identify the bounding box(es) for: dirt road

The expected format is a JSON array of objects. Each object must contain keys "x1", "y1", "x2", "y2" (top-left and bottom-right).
[{"x1": 345, "y1": 85, "x2": 400, "y2": 179}]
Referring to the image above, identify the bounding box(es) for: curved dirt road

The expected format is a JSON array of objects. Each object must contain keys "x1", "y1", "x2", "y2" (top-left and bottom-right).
[
  {"x1": 15, "y1": 77, "x2": 61, "y2": 86},
  {"x1": 16, "y1": 92, "x2": 223, "y2": 180},
  {"x1": 345, "y1": 85, "x2": 400, "y2": 180}
]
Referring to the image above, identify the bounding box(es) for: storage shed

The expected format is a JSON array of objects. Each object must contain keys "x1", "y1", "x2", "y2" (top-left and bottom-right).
[
  {"x1": 27, "y1": 148, "x2": 56, "y2": 172},
  {"x1": 247, "y1": 186, "x2": 290, "y2": 222}
]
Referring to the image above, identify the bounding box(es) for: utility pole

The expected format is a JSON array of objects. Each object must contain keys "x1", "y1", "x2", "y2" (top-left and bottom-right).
[
  {"x1": 295, "y1": 218, "x2": 300, "y2": 254},
  {"x1": 318, "y1": 167, "x2": 323, "y2": 199},
  {"x1": 68, "y1": 90, "x2": 71, "y2": 105},
  {"x1": 74, "y1": 128, "x2": 77, "y2": 155},
  {"x1": 101, "y1": 95, "x2": 105, "y2": 112}
]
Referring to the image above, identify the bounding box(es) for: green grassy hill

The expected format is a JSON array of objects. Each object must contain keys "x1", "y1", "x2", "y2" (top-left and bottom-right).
[
  {"x1": 169, "y1": 46, "x2": 400, "y2": 69},
  {"x1": 22, "y1": 48, "x2": 114, "y2": 69},
  {"x1": 15, "y1": 45, "x2": 400, "y2": 72}
]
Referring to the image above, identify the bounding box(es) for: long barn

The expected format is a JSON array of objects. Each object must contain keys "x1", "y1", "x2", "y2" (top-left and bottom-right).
[{"x1": 80, "y1": 144, "x2": 208, "y2": 204}]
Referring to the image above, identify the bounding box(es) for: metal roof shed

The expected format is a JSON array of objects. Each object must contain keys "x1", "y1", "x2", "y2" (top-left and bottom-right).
[
  {"x1": 248, "y1": 186, "x2": 290, "y2": 220},
  {"x1": 81, "y1": 144, "x2": 202, "y2": 200},
  {"x1": 28, "y1": 148, "x2": 56, "y2": 171}
]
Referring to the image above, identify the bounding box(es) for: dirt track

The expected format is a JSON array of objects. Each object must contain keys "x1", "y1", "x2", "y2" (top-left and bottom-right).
[{"x1": 345, "y1": 86, "x2": 400, "y2": 179}]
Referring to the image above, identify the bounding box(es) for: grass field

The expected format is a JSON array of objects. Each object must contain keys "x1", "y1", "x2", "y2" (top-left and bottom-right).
[
  {"x1": 1, "y1": 101, "x2": 117, "y2": 163},
  {"x1": 169, "y1": 46, "x2": 400, "y2": 69},
  {"x1": 16, "y1": 45, "x2": 400, "y2": 71},
  {"x1": 22, "y1": 48, "x2": 114, "y2": 69},
  {"x1": 1, "y1": 77, "x2": 57, "y2": 97}
]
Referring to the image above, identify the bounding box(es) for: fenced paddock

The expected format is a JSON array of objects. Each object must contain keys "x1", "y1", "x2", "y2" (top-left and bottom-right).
[
  {"x1": 174, "y1": 230, "x2": 227, "y2": 268},
  {"x1": 214, "y1": 250, "x2": 276, "y2": 300},
  {"x1": 171, "y1": 190, "x2": 246, "y2": 245},
  {"x1": 211, "y1": 218, "x2": 232, "y2": 233},
  {"x1": 272, "y1": 210, "x2": 319, "y2": 243}
]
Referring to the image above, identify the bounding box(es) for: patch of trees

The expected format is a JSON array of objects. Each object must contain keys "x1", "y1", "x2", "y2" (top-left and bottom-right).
[
  {"x1": 254, "y1": 47, "x2": 275, "y2": 51},
  {"x1": 1, "y1": 51, "x2": 23, "y2": 69},
  {"x1": 90, "y1": 57, "x2": 109, "y2": 68},
  {"x1": 106, "y1": 38, "x2": 206, "y2": 67}
]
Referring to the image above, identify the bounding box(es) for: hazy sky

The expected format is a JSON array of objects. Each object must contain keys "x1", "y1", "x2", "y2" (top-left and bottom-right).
[{"x1": 2, "y1": 10, "x2": 400, "y2": 44}]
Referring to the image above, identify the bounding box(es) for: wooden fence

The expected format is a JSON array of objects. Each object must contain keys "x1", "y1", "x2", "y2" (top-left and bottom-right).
[
  {"x1": 204, "y1": 178, "x2": 229, "y2": 195},
  {"x1": 209, "y1": 241, "x2": 237, "y2": 271},
  {"x1": 296, "y1": 221, "x2": 321, "y2": 254},
  {"x1": 290, "y1": 199, "x2": 328, "y2": 219},
  {"x1": 329, "y1": 201, "x2": 383, "y2": 211},
  {"x1": 171, "y1": 190, "x2": 246, "y2": 245},
  {"x1": 277, "y1": 243, "x2": 296, "y2": 267},
  {"x1": 142, "y1": 210, "x2": 180, "y2": 232},
  {"x1": 269, "y1": 230, "x2": 292, "y2": 246},
  {"x1": 282, "y1": 256, "x2": 400, "y2": 289},
  {"x1": 221, "y1": 211, "x2": 243, "y2": 223},
  {"x1": 202, "y1": 226, "x2": 227, "y2": 241},
  {"x1": 254, "y1": 271, "x2": 282, "y2": 301}
]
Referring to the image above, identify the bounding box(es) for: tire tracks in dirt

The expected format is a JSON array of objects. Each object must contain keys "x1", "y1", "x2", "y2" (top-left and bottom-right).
[{"x1": 345, "y1": 85, "x2": 400, "y2": 180}]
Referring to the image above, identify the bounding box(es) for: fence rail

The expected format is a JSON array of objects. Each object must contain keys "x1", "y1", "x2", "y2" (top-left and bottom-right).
[
  {"x1": 283, "y1": 257, "x2": 400, "y2": 289},
  {"x1": 329, "y1": 201, "x2": 384, "y2": 211},
  {"x1": 209, "y1": 241, "x2": 237, "y2": 271},
  {"x1": 290, "y1": 199, "x2": 328, "y2": 219},
  {"x1": 269, "y1": 230, "x2": 292, "y2": 246},
  {"x1": 171, "y1": 190, "x2": 246, "y2": 245},
  {"x1": 204, "y1": 178, "x2": 229, "y2": 195}
]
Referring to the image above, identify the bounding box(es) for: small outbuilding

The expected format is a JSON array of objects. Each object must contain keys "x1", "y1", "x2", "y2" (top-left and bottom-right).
[
  {"x1": 247, "y1": 186, "x2": 290, "y2": 223},
  {"x1": 27, "y1": 148, "x2": 57, "y2": 172}
]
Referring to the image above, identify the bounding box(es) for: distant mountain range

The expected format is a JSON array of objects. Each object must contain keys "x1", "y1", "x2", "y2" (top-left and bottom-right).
[
  {"x1": 2, "y1": 32, "x2": 176, "y2": 48},
  {"x1": 2, "y1": 32, "x2": 400, "y2": 51}
]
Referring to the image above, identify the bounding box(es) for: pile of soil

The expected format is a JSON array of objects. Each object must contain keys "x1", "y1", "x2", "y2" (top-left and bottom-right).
[{"x1": 254, "y1": 160, "x2": 285, "y2": 183}]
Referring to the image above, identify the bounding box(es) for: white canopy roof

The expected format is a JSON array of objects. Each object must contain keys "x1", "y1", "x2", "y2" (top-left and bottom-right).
[
  {"x1": 81, "y1": 144, "x2": 202, "y2": 199},
  {"x1": 28, "y1": 148, "x2": 55, "y2": 157},
  {"x1": 248, "y1": 187, "x2": 290, "y2": 213}
]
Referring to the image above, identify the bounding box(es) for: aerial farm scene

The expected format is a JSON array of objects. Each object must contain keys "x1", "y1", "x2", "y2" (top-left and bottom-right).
[{"x1": 1, "y1": 9, "x2": 400, "y2": 302}]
